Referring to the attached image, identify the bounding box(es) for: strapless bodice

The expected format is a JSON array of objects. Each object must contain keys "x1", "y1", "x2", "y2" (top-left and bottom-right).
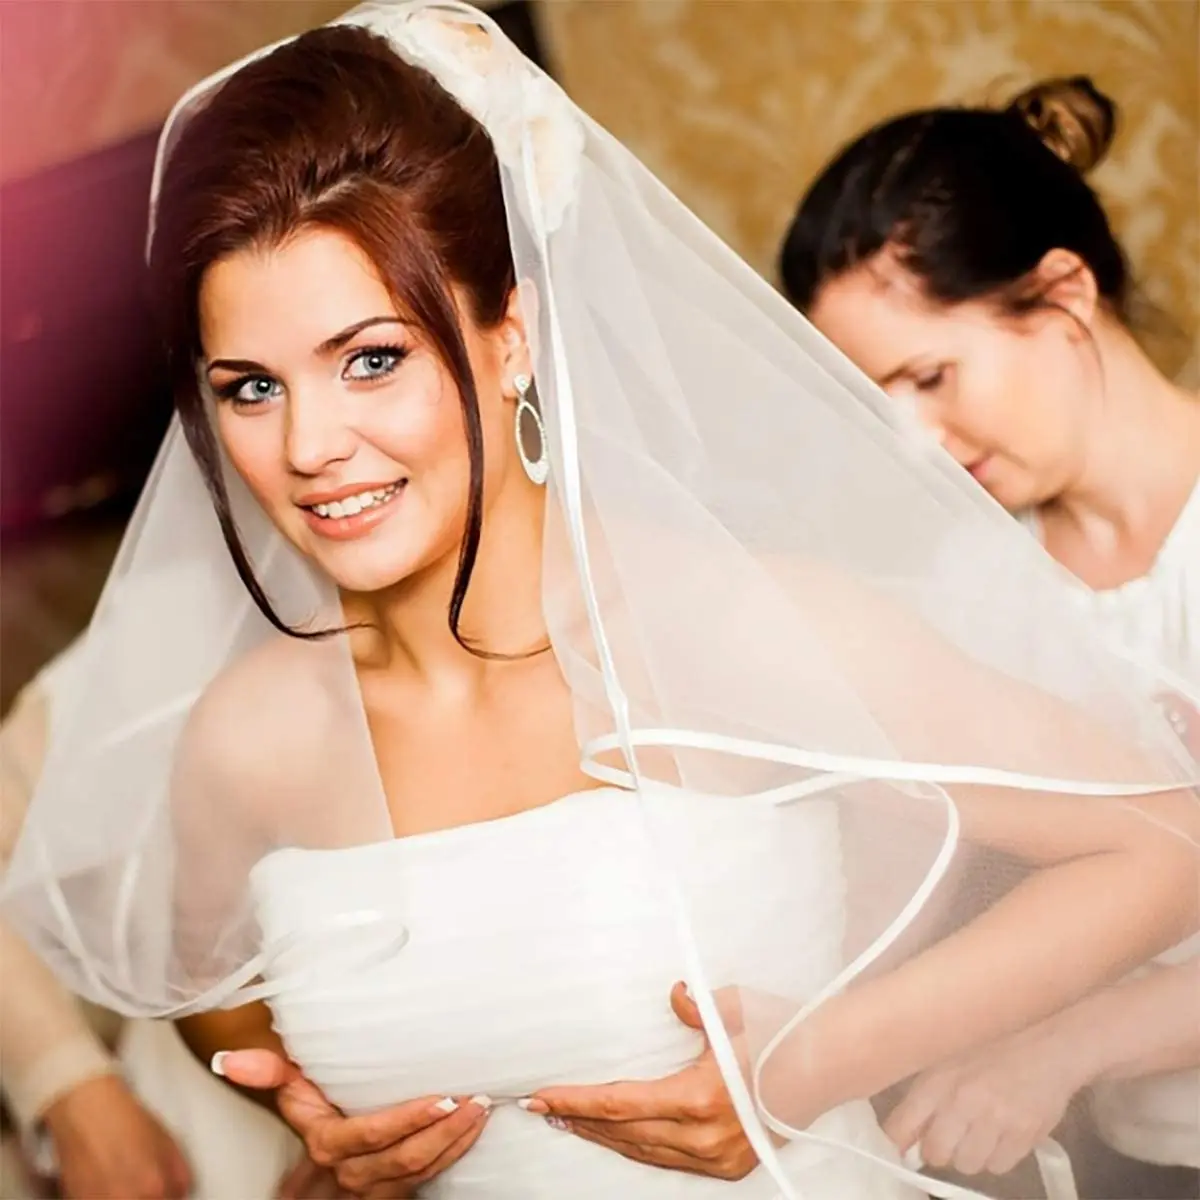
[{"x1": 250, "y1": 786, "x2": 920, "y2": 1197}]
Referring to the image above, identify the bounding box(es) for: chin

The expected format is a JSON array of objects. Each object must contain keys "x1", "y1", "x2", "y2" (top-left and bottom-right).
[{"x1": 301, "y1": 537, "x2": 426, "y2": 595}]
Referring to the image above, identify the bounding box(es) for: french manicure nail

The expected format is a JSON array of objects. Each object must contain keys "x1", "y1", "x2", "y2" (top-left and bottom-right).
[
  {"x1": 517, "y1": 1098, "x2": 549, "y2": 1114},
  {"x1": 432, "y1": 1097, "x2": 459, "y2": 1115},
  {"x1": 209, "y1": 1051, "x2": 229, "y2": 1077},
  {"x1": 903, "y1": 1145, "x2": 925, "y2": 1171},
  {"x1": 469, "y1": 1094, "x2": 494, "y2": 1111},
  {"x1": 545, "y1": 1116, "x2": 569, "y2": 1132}
]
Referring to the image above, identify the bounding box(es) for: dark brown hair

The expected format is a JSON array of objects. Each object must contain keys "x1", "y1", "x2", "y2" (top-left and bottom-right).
[
  {"x1": 148, "y1": 25, "x2": 515, "y2": 642},
  {"x1": 779, "y1": 76, "x2": 1127, "y2": 320}
]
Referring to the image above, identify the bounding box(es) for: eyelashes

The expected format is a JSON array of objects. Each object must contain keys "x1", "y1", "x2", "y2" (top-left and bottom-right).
[
  {"x1": 213, "y1": 343, "x2": 411, "y2": 407},
  {"x1": 913, "y1": 366, "x2": 947, "y2": 393}
]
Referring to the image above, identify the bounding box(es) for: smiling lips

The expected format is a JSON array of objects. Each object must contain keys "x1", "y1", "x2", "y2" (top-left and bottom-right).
[{"x1": 298, "y1": 480, "x2": 406, "y2": 539}]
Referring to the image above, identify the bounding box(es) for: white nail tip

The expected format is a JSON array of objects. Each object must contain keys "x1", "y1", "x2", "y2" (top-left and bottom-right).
[
  {"x1": 903, "y1": 1146, "x2": 925, "y2": 1170},
  {"x1": 209, "y1": 1051, "x2": 229, "y2": 1077},
  {"x1": 516, "y1": 1098, "x2": 534, "y2": 1110},
  {"x1": 433, "y1": 1097, "x2": 459, "y2": 1114},
  {"x1": 469, "y1": 1094, "x2": 494, "y2": 1111}
]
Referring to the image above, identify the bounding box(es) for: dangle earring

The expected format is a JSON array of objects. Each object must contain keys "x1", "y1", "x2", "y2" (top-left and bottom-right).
[{"x1": 513, "y1": 373, "x2": 549, "y2": 486}]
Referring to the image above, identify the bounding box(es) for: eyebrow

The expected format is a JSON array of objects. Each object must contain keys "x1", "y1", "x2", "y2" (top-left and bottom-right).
[{"x1": 206, "y1": 316, "x2": 408, "y2": 375}]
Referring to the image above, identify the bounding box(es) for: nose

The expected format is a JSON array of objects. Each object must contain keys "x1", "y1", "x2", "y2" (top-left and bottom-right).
[{"x1": 285, "y1": 386, "x2": 355, "y2": 476}]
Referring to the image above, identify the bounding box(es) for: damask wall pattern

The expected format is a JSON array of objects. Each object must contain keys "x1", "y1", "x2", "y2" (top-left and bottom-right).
[
  {"x1": 540, "y1": 0, "x2": 1199, "y2": 376},
  {"x1": 2, "y1": 1, "x2": 1195, "y2": 372}
]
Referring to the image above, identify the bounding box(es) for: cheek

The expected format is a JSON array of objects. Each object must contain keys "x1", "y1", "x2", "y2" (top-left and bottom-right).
[
  {"x1": 216, "y1": 411, "x2": 288, "y2": 506},
  {"x1": 999, "y1": 341, "x2": 1088, "y2": 458},
  {"x1": 370, "y1": 369, "x2": 469, "y2": 472}
]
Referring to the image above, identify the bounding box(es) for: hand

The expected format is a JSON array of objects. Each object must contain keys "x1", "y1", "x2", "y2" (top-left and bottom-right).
[
  {"x1": 40, "y1": 1074, "x2": 192, "y2": 1199},
  {"x1": 215, "y1": 1048, "x2": 490, "y2": 1197},
  {"x1": 274, "y1": 1156, "x2": 350, "y2": 1198},
  {"x1": 884, "y1": 1022, "x2": 1086, "y2": 1176},
  {"x1": 525, "y1": 982, "x2": 761, "y2": 1181}
]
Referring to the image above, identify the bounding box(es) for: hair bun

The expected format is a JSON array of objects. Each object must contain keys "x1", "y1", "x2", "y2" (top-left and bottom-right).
[{"x1": 1006, "y1": 75, "x2": 1117, "y2": 173}]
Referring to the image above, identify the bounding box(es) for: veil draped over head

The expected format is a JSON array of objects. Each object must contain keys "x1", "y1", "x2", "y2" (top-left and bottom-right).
[{"x1": 3, "y1": 4, "x2": 1198, "y2": 1196}]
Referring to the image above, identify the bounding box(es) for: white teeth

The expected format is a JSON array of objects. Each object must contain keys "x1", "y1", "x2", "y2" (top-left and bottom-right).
[{"x1": 310, "y1": 483, "x2": 400, "y2": 520}]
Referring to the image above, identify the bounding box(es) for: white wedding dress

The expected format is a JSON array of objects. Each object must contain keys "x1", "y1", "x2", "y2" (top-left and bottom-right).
[{"x1": 251, "y1": 785, "x2": 923, "y2": 1198}]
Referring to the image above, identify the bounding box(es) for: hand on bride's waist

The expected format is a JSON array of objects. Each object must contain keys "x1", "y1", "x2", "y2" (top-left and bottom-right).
[
  {"x1": 523, "y1": 981, "x2": 785, "y2": 1182},
  {"x1": 212, "y1": 1049, "x2": 491, "y2": 1198}
]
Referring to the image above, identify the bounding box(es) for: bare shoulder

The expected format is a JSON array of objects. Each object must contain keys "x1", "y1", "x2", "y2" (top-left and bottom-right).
[{"x1": 175, "y1": 633, "x2": 372, "y2": 813}]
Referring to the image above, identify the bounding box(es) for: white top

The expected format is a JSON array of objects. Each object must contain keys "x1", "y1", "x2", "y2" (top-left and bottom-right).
[
  {"x1": 250, "y1": 786, "x2": 921, "y2": 1198},
  {"x1": 1020, "y1": 480, "x2": 1200, "y2": 704},
  {"x1": 1024, "y1": 479, "x2": 1200, "y2": 1168}
]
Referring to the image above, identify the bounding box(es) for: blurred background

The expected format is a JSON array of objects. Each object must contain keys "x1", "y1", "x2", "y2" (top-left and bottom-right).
[
  {"x1": 1, "y1": 0, "x2": 1196, "y2": 713},
  {"x1": 0, "y1": 2, "x2": 1196, "y2": 1193}
]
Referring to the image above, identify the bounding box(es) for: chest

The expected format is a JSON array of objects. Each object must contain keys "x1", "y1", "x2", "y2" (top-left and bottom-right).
[{"x1": 362, "y1": 660, "x2": 593, "y2": 837}]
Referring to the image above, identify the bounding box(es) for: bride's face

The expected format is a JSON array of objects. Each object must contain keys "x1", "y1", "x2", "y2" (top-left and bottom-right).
[{"x1": 199, "y1": 227, "x2": 526, "y2": 594}]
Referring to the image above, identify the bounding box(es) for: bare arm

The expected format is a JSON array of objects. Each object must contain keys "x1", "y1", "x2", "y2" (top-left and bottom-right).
[
  {"x1": 0, "y1": 680, "x2": 119, "y2": 1128},
  {"x1": 1050, "y1": 957, "x2": 1200, "y2": 1084},
  {"x1": 755, "y1": 560, "x2": 1200, "y2": 1123}
]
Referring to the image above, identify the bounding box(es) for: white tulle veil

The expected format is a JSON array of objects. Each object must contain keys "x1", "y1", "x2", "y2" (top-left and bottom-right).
[{"x1": 3, "y1": 4, "x2": 1198, "y2": 1197}]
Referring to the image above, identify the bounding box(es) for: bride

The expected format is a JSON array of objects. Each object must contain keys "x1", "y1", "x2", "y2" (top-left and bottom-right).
[{"x1": 3, "y1": 4, "x2": 1198, "y2": 1198}]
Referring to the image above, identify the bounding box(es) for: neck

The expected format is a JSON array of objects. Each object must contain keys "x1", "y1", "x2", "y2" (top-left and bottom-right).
[
  {"x1": 347, "y1": 478, "x2": 549, "y2": 690},
  {"x1": 1043, "y1": 322, "x2": 1200, "y2": 543}
]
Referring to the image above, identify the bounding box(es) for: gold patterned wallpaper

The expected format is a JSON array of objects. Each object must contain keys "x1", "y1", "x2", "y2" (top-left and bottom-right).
[
  {"x1": 541, "y1": 0, "x2": 1199, "y2": 377},
  {"x1": 2, "y1": 1, "x2": 1195, "y2": 373}
]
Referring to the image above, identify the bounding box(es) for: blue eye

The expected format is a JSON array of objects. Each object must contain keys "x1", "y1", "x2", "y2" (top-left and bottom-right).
[
  {"x1": 227, "y1": 376, "x2": 283, "y2": 406},
  {"x1": 345, "y1": 347, "x2": 406, "y2": 381}
]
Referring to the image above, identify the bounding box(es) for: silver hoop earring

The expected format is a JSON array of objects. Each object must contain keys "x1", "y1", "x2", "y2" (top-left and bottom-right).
[{"x1": 513, "y1": 374, "x2": 549, "y2": 486}]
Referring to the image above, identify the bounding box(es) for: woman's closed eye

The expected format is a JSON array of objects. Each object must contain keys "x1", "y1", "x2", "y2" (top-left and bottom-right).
[{"x1": 912, "y1": 365, "x2": 949, "y2": 394}]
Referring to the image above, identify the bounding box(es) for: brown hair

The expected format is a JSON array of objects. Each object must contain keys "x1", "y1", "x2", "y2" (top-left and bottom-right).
[
  {"x1": 780, "y1": 75, "x2": 1128, "y2": 322},
  {"x1": 1007, "y1": 75, "x2": 1117, "y2": 175},
  {"x1": 148, "y1": 25, "x2": 515, "y2": 642}
]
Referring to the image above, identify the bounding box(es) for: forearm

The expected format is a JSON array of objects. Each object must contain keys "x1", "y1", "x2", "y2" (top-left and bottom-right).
[
  {"x1": 764, "y1": 847, "x2": 1196, "y2": 1123},
  {"x1": 1049, "y1": 958, "x2": 1200, "y2": 1084},
  {"x1": 175, "y1": 1001, "x2": 285, "y2": 1115},
  {"x1": 0, "y1": 922, "x2": 118, "y2": 1129}
]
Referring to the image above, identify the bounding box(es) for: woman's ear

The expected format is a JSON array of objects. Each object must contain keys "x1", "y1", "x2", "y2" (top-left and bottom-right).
[
  {"x1": 498, "y1": 282, "x2": 537, "y2": 394},
  {"x1": 1030, "y1": 248, "x2": 1100, "y2": 337}
]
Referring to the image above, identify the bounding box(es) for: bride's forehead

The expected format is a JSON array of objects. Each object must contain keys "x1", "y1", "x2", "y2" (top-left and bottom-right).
[{"x1": 199, "y1": 229, "x2": 395, "y2": 353}]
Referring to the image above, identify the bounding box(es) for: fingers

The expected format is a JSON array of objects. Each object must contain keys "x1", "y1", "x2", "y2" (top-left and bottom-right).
[
  {"x1": 530, "y1": 1078, "x2": 681, "y2": 1122},
  {"x1": 330, "y1": 1099, "x2": 490, "y2": 1194},
  {"x1": 918, "y1": 1106, "x2": 970, "y2": 1171},
  {"x1": 669, "y1": 982, "x2": 745, "y2": 1037},
  {"x1": 990, "y1": 1127, "x2": 1050, "y2": 1176},
  {"x1": 212, "y1": 1048, "x2": 298, "y2": 1090},
  {"x1": 883, "y1": 1073, "x2": 946, "y2": 1154},
  {"x1": 276, "y1": 1075, "x2": 345, "y2": 1134},
  {"x1": 563, "y1": 1123, "x2": 717, "y2": 1177},
  {"x1": 305, "y1": 1095, "x2": 470, "y2": 1166},
  {"x1": 564, "y1": 1117, "x2": 684, "y2": 1152},
  {"x1": 948, "y1": 1121, "x2": 1001, "y2": 1178},
  {"x1": 395, "y1": 1104, "x2": 491, "y2": 1192},
  {"x1": 275, "y1": 1157, "x2": 339, "y2": 1199},
  {"x1": 566, "y1": 1114, "x2": 755, "y2": 1175}
]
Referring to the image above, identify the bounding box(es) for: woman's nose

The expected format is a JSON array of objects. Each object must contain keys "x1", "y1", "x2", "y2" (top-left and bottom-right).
[{"x1": 285, "y1": 389, "x2": 355, "y2": 475}]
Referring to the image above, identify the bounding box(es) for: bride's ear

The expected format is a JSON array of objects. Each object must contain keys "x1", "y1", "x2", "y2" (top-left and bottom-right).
[{"x1": 498, "y1": 280, "x2": 540, "y2": 393}]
